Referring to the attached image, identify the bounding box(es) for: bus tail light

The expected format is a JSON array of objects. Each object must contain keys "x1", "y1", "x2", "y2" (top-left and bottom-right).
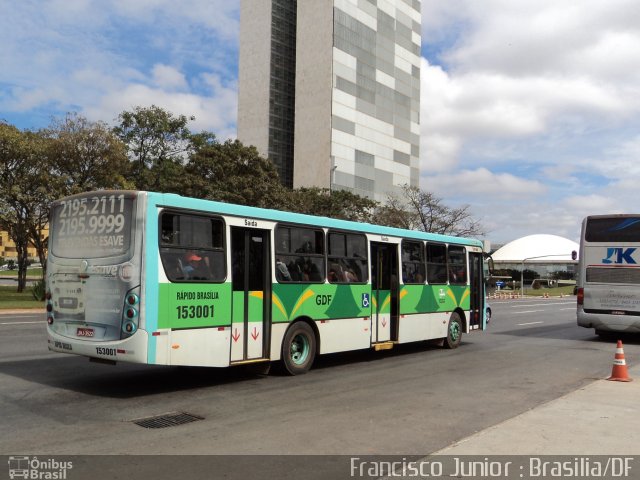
[
  {"x1": 123, "y1": 321, "x2": 136, "y2": 334},
  {"x1": 46, "y1": 290, "x2": 54, "y2": 324},
  {"x1": 122, "y1": 286, "x2": 140, "y2": 338},
  {"x1": 126, "y1": 293, "x2": 139, "y2": 306},
  {"x1": 577, "y1": 288, "x2": 584, "y2": 305}
]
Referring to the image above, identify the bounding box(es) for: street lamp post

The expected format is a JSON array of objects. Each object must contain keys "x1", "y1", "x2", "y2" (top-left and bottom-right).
[{"x1": 330, "y1": 156, "x2": 336, "y2": 192}]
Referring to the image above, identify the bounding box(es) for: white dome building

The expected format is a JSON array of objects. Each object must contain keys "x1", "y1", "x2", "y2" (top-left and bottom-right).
[
  {"x1": 490, "y1": 234, "x2": 579, "y2": 292},
  {"x1": 492, "y1": 234, "x2": 579, "y2": 263}
]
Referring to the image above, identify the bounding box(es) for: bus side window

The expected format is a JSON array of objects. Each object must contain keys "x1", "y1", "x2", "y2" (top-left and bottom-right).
[
  {"x1": 448, "y1": 246, "x2": 467, "y2": 285},
  {"x1": 426, "y1": 243, "x2": 448, "y2": 284},
  {"x1": 160, "y1": 249, "x2": 185, "y2": 281},
  {"x1": 402, "y1": 240, "x2": 425, "y2": 284},
  {"x1": 275, "y1": 225, "x2": 325, "y2": 283},
  {"x1": 209, "y1": 251, "x2": 226, "y2": 281},
  {"x1": 327, "y1": 231, "x2": 368, "y2": 284},
  {"x1": 159, "y1": 212, "x2": 226, "y2": 283}
]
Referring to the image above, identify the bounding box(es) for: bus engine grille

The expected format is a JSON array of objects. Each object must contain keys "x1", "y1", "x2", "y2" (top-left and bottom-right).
[{"x1": 586, "y1": 267, "x2": 640, "y2": 285}]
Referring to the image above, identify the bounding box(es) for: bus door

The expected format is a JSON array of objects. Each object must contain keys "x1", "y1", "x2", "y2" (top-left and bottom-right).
[
  {"x1": 370, "y1": 242, "x2": 399, "y2": 343},
  {"x1": 230, "y1": 228, "x2": 271, "y2": 362},
  {"x1": 469, "y1": 252, "x2": 485, "y2": 330}
]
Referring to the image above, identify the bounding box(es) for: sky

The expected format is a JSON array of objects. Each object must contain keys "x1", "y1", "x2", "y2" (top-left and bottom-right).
[{"x1": 1, "y1": 0, "x2": 639, "y2": 245}]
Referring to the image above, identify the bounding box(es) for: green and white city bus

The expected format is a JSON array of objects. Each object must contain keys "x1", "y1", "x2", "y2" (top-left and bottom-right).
[{"x1": 46, "y1": 191, "x2": 489, "y2": 374}]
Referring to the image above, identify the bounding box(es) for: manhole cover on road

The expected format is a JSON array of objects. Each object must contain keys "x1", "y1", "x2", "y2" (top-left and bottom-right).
[{"x1": 132, "y1": 412, "x2": 204, "y2": 429}]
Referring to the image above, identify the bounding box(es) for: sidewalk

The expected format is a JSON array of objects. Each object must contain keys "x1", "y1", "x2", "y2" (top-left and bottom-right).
[{"x1": 435, "y1": 364, "x2": 640, "y2": 455}]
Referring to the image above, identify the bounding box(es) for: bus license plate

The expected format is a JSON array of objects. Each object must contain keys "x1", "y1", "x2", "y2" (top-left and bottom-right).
[{"x1": 77, "y1": 327, "x2": 94, "y2": 337}]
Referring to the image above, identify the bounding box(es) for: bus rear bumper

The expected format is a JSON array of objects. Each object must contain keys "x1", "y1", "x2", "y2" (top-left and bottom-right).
[
  {"x1": 47, "y1": 329, "x2": 149, "y2": 364},
  {"x1": 577, "y1": 309, "x2": 640, "y2": 333}
]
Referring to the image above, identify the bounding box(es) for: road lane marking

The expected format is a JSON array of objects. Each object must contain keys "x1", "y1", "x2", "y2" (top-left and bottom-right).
[
  {"x1": 0, "y1": 321, "x2": 43, "y2": 325},
  {"x1": 518, "y1": 321, "x2": 544, "y2": 326},
  {"x1": 513, "y1": 310, "x2": 545, "y2": 314},
  {"x1": 504, "y1": 302, "x2": 574, "y2": 307}
]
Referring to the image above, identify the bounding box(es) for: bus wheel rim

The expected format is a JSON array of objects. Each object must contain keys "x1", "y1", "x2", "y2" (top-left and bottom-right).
[
  {"x1": 290, "y1": 334, "x2": 310, "y2": 365},
  {"x1": 449, "y1": 322, "x2": 460, "y2": 341}
]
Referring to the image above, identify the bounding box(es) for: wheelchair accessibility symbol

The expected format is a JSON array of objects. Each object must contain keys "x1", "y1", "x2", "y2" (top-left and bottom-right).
[{"x1": 362, "y1": 293, "x2": 370, "y2": 308}]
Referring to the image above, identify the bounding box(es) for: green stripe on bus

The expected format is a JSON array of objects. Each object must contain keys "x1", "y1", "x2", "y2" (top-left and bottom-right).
[
  {"x1": 272, "y1": 283, "x2": 370, "y2": 322},
  {"x1": 158, "y1": 283, "x2": 232, "y2": 329}
]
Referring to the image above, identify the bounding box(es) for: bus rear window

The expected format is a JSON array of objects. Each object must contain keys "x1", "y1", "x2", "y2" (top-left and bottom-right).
[
  {"x1": 585, "y1": 217, "x2": 640, "y2": 242},
  {"x1": 50, "y1": 193, "x2": 134, "y2": 259}
]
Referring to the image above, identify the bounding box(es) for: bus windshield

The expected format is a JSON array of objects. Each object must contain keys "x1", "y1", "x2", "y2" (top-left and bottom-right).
[{"x1": 50, "y1": 193, "x2": 135, "y2": 258}]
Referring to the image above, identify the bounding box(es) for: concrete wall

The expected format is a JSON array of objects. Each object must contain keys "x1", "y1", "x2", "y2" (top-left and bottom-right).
[
  {"x1": 237, "y1": 0, "x2": 273, "y2": 158},
  {"x1": 293, "y1": 0, "x2": 334, "y2": 189}
]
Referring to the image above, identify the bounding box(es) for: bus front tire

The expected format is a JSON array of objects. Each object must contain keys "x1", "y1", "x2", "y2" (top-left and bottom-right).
[
  {"x1": 281, "y1": 321, "x2": 317, "y2": 375},
  {"x1": 443, "y1": 312, "x2": 463, "y2": 349}
]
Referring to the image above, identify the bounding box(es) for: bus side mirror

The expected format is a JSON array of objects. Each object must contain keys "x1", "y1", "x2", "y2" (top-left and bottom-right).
[{"x1": 483, "y1": 254, "x2": 494, "y2": 275}]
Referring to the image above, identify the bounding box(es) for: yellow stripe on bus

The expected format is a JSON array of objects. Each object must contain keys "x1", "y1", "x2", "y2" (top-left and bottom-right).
[
  {"x1": 447, "y1": 289, "x2": 457, "y2": 304},
  {"x1": 290, "y1": 289, "x2": 315, "y2": 318},
  {"x1": 460, "y1": 288, "x2": 470, "y2": 306},
  {"x1": 271, "y1": 293, "x2": 288, "y2": 320}
]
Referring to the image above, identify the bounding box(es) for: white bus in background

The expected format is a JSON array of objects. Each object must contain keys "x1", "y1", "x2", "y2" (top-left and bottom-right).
[{"x1": 577, "y1": 214, "x2": 640, "y2": 335}]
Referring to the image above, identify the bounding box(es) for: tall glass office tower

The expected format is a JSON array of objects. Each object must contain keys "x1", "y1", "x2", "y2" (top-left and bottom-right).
[{"x1": 238, "y1": 0, "x2": 421, "y2": 201}]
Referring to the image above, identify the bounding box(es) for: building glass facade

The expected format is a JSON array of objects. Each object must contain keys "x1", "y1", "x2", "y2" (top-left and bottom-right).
[
  {"x1": 268, "y1": 0, "x2": 297, "y2": 188},
  {"x1": 238, "y1": 0, "x2": 421, "y2": 201}
]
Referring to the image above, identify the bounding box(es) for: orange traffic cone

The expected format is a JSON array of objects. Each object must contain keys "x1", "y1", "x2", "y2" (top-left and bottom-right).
[{"x1": 607, "y1": 340, "x2": 632, "y2": 382}]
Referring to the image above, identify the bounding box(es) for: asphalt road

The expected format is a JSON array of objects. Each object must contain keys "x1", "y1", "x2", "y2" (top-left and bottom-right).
[{"x1": 1, "y1": 297, "x2": 637, "y2": 459}]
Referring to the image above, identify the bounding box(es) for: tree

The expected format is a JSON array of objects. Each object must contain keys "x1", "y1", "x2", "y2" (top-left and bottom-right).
[
  {"x1": 113, "y1": 105, "x2": 193, "y2": 191},
  {"x1": 373, "y1": 190, "x2": 415, "y2": 230},
  {"x1": 0, "y1": 123, "x2": 52, "y2": 291},
  {"x1": 375, "y1": 185, "x2": 485, "y2": 237},
  {"x1": 46, "y1": 113, "x2": 132, "y2": 195},
  {"x1": 285, "y1": 187, "x2": 377, "y2": 222},
  {"x1": 183, "y1": 139, "x2": 289, "y2": 207}
]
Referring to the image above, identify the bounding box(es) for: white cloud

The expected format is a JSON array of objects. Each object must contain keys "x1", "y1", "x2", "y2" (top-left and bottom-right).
[
  {"x1": 419, "y1": 0, "x2": 640, "y2": 243},
  {"x1": 423, "y1": 168, "x2": 546, "y2": 199},
  {"x1": 565, "y1": 194, "x2": 617, "y2": 213},
  {"x1": 420, "y1": 59, "x2": 548, "y2": 173},
  {"x1": 434, "y1": 0, "x2": 640, "y2": 83},
  {"x1": 111, "y1": 0, "x2": 239, "y2": 39},
  {"x1": 420, "y1": 0, "x2": 640, "y2": 147},
  {"x1": 0, "y1": 0, "x2": 239, "y2": 139},
  {"x1": 152, "y1": 64, "x2": 188, "y2": 90},
  {"x1": 83, "y1": 70, "x2": 237, "y2": 139},
  {"x1": 419, "y1": 132, "x2": 461, "y2": 173}
]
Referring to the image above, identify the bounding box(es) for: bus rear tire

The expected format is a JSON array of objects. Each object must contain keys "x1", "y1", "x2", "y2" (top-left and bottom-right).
[
  {"x1": 443, "y1": 312, "x2": 463, "y2": 349},
  {"x1": 595, "y1": 329, "x2": 614, "y2": 340},
  {"x1": 281, "y1": 321, "x2": 316, "y2": 375}
]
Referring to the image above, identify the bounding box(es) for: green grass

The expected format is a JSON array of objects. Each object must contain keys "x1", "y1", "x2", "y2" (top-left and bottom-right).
[
  {"x1": 0, "y1": 268, "x2": 43, "y2": 278},
  {"x1": 528, "y1": 285, "x2": 575, "y2": 297},
  {"x1": 0, "y1": 285, "x2": 45, "y2": 309}
]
